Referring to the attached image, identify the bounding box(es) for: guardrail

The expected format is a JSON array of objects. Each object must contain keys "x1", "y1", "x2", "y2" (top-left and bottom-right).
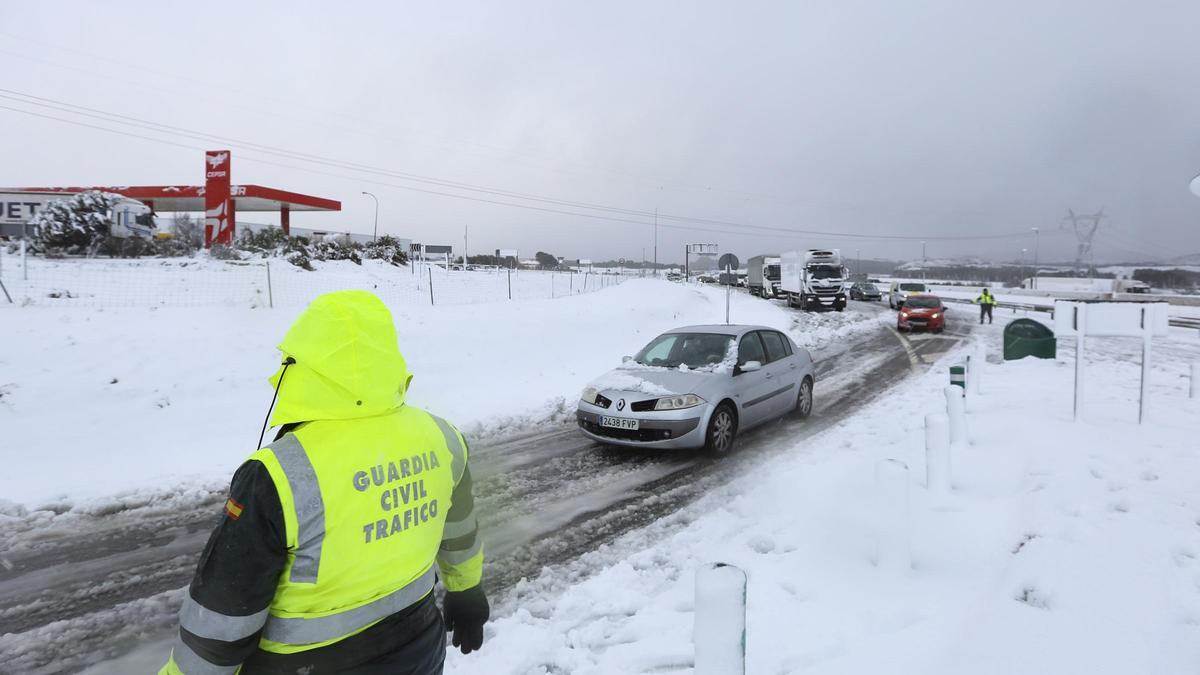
[{"x1": 938, "y1": 296, "x2": 1200, "y2": 331}]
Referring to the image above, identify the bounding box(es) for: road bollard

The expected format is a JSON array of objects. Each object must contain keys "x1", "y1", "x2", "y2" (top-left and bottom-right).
[
  {"x1": 925, "y1": 413, "x2": 951, "y2": 494},
  {"x1": 875, "y1": 459, "x2": 911, "y2": 572},
  {"x1": 944, "y1": 386, "x2": 967, "y2": 449},
  {"x1": 966, "y1": 348, "x2": 982, "y2": 399},
  {"x1": 694, "y1": 563, "x2": 747, "y2": 675},
  {"x1": 949, "y1": 364, "x2": 965, "y2": 389}
]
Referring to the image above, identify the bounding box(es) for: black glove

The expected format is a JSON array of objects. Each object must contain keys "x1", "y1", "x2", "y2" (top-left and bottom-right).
[{"x1": 443, "y1": 585, "x2": 489, "y2": 655}]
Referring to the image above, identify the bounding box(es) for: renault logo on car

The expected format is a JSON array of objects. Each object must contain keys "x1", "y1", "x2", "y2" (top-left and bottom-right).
[{"x1": 616, "y1": 399, "x2": 626, "y2": 411}]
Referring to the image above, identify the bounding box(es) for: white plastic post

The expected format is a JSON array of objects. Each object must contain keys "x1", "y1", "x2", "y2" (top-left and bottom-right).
[
  {"x1": 19, "y1": 239, "x2": 27, "y2": 281},
  {"x1": 1074, "y1": 304, "x2": 1087, "y2": 422},
  {"x1": 1139, "y1": 307, "x2": 1151, "y2": 424},
  {"x1": 1191, "y1": 362, "x2": 1199, "y2": 400},
  {"x1": 968, "y1": 344, "x2": 984, "y2": 397},
  {"x1": 694, "y1": 563, "x2": 747, "y2": 675},
  {"x1": 875, "y1": 459, "x2": 911, "y2": 572},
  {"x1": 925, "y1": 413, "x2": 951, "y2": 494},
  {"x1": 944, "y1": 386, "x2": 967, "y2": 449}
]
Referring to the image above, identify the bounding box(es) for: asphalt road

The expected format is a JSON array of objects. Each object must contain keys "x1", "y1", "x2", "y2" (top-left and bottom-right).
[{"x1": 0, "y1": 300, "x2": 971, "y2": 674}]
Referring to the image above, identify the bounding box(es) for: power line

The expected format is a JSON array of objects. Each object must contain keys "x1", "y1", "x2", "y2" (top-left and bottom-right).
[{"x1": 0, "y1": 94, "x2": 1053, "y2": 243}]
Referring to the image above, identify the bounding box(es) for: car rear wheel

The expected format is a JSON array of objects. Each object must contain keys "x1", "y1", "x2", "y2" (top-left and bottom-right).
[
  {"x1": 794, "y1": 377, "x2": 814, "y2": 419},
  {"x1": 705, "y1": 404, "x2": 738, "y2": 455}
]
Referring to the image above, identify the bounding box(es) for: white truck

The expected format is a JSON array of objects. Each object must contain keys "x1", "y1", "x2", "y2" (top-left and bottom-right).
[
  {"x1": 781, "y1": 248, "x2": 848, "y2": 311},
  {"x1": 746, "y1": 254, "x2": 782, "y2": 298},
  {"x1": 0, "y1": 190, "x2": 157, "y2": 240}
]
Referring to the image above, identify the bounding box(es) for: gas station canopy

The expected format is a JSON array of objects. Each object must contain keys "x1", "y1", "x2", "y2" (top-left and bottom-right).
[{"x1": 12, "y1": 184, "x2": 341, "y2": 213}]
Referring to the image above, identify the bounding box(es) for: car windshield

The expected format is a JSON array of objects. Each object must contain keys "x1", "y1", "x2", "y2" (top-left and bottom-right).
[
  {"x1": 900, "y1": 283, "x2": 926, "y2": 291},
  {"x1": 764, "y1": 264, "x2": 780, "y2": 280},
  {"x1": 634, "y1": 333, "x2": 734, "y2": 369},
  {"x1": 905, "y1": 296, "x2": 941, "y2": 308},
  {"x1": 809, "y1": 265, "x2": 842, "y2": 279},
  {"x1": 859, "y1": 283, "x2": 878, "y2": 291}
]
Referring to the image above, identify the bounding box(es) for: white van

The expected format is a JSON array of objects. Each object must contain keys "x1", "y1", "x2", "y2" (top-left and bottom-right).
[{"x1": 887, "y1": 281, "x2": 927, "y2": 309}]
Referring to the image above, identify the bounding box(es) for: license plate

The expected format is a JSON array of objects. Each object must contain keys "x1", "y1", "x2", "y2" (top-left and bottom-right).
[{"x1": 600, "y1": 416, "x2": 639, "y2": 430}]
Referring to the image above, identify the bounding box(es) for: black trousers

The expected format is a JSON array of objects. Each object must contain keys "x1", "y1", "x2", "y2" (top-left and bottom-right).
[
  {"x1": 980, "y1": 304, "x2": 993, "y2": 323},
  {"x1": 242, "y1": 592, "x2": 445, "y2": 675}
]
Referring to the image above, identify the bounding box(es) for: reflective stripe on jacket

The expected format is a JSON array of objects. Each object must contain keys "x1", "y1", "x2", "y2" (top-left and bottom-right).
[{"x1": 976, "y1": 292, "x2": 997, "y2": 305}]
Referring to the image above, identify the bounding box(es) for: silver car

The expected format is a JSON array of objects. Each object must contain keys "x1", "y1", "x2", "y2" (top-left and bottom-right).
[{"x1": 576, "y1": 325, "x2": 816, "y2": 454}]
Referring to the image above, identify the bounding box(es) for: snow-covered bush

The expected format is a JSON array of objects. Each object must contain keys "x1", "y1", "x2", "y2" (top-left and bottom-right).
[
  {"x1": 209, "y1": 244, "x2": 242, "y2": 261},
  {"x1": 309, "y1": 238, "x2": 362, "y2": 265},
  {"x1": 362, "y1": 235, "x2": 410, "y2": 266},
  {"x1": 31, "y1": 191, "x2": 123, "y2": 256}
]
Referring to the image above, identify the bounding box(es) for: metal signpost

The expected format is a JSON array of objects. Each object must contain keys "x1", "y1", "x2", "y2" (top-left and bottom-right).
[
  {"x1": 1055, "y1": 300, "x2": 1169, "y2": 423},
  {"x1": 718, "y1": 253, "x2": 739, "y2": 324},
  {"x1": 685, "y1": 243, "x2": 719, "y2": 282}
]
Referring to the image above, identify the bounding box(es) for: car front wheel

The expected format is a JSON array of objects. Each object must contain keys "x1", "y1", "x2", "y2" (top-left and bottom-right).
[{"x1": 705, "y1": 404, "x2": 738, "y2": 455}]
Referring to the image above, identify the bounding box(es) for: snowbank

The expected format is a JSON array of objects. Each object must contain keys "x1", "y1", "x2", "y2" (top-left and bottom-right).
[
  {"x1": 448, "y1": 324, "x2": 1200, "y2": 674},
  {"x1": 0, "y1": 278, "x2": 875, "y2": 508}
]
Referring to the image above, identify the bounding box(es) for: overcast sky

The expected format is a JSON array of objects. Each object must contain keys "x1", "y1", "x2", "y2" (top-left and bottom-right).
[{"x1": 2, "y1": 0, "x2": 1200, "y2": 264}]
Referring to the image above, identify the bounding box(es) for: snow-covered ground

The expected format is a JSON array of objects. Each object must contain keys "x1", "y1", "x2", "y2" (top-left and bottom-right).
[
  {"x1": 441, "y1": 321, "x2": 1200, "y2": 674},
  {"x1": 0, "y1": 276, "x2": 874, "y2": 509}
]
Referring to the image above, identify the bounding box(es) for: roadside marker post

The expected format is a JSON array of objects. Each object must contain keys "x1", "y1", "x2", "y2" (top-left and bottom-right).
[
  {"x1": 949, "y1": 364, "x2": 965, "y2": 389},
  {"x1": 925, "y1": 413, "x2": 951, "y2": 494},
  {"x1": 1191, "y1": 362, "x2": 1199, "y2": 400},
  {"x1": 944, "y1": 385, "x2": 968, "y2": 449},
  {"x1": 694, "y1": 563, "x2": 747, "y2": 675},
  {"x1": 875, "y1": 458, "x2": 911, "y2": 572}
]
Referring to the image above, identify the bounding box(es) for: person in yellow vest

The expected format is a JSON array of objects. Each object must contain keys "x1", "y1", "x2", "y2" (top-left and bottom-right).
[
  {"x1": 975, "y1": 287, "x2": 997, "y2": 324},
  {"x1": 160, "y1": 290, "x2": 487, "y2": 674}
]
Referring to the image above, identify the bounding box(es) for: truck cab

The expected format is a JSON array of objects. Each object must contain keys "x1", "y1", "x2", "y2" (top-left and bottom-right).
[
  {"x1": 781, "y1": 249, "x2": 848, "y2": 311},
  {"x1": 109, "y1": 199, "x2": 158, "y2": 239}
]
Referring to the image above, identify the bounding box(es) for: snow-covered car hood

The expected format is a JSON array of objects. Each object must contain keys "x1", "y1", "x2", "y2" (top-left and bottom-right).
[{"x1": 587, "y1": 366, "x2": 727, "y2": 401}]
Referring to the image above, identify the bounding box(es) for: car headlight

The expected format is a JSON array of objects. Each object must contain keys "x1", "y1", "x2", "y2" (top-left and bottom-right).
[
  {"x1": 654, "y1": 394, "x2": 705, "y2": 411},
  {"x1": 931, "y1": 313, "x2": 940, "y2": 319},
  {"x1": 581, "y1": 387, "x2": 599, "y2": 405}
]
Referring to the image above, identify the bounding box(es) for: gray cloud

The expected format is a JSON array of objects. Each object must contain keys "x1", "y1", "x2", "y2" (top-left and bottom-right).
[{"x1": 2, "y1": 0, "x2": 1199, "y2": 264}]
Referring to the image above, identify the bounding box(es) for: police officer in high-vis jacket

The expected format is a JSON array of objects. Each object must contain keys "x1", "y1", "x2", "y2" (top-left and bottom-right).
[
  {"x1": 976, "y1": 287, "x2": 998, "y2": 324},
  {"x1": 161, "y1": 290, "x2": 488, "y2": 675}
]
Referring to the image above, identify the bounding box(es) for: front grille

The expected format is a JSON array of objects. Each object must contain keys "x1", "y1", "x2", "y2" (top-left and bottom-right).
[
  {"x1": 813, "y1": 288, "x2": 840, "y2": 296},
  {"x1": 579, "y1": 420, "x2": 672, "y2": 442},
  {"x1": 630, "y1": 399, "x2": 659, "y2": 412}
]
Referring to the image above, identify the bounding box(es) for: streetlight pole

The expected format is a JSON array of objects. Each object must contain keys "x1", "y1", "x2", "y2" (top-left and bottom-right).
[
  {"x1": 1021, "y1": 248, "x2": 1027, "y2": 288},
  {"x1": 361, "y1": 191, "x2": 379, "y2": 242},
  {"x1": 1031, "y1": 227, "x2": 1040, "y2": 290},
  {"x1": 856, "y1": 248, "x2": 861, "y2": 276},
  {"x1": 653, "y1": 207, "x2": 658, "y2": 276},
  {"x1": 921, "y1": 240, "x2": 927, "y2": 282}
]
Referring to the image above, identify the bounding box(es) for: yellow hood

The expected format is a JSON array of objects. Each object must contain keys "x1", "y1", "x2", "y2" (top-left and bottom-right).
[{"x1": 268, "y1": 290, "x2": 408, "y2": 426}]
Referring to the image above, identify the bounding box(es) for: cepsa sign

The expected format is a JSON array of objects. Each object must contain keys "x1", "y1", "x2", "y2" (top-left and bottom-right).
[{"x1": 204, "y1": 150, "x2": 234, "y2": 247}]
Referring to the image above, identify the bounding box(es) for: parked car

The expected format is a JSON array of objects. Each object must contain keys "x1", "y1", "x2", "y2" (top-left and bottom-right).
[
  {"x1": 888, "y1": 281, "x2": 928, "y2": 309},
  {"x1": 896, "y1": 294, "x2": 946, "y2": 333},
  {"x1": 575, "y1": 325, "x2": 816, "y2": 454},
  {"x1": 849, "y1": 282, "x2": 882, "y2": 301}
]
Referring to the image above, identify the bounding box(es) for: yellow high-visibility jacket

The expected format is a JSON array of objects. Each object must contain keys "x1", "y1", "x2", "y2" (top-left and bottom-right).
[{"x1": 162, "y1": 290, "x2": 482, "y2": 674}]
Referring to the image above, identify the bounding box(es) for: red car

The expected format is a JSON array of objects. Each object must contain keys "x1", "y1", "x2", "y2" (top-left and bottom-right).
[{"x1": 897, "y1": 294, "x2": 946, "y2": 333}]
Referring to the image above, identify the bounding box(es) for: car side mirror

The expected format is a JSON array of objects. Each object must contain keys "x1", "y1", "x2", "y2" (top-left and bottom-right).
[
  {"x1": 622, "y1": 355, "x2": 633, "y2": 363},
  {"x1": 737, "y1": 360, "x2": 762, "y2": 374}
]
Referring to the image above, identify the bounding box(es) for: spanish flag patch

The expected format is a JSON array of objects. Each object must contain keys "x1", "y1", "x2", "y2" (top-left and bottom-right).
[{"x1": 224, "y1": 497, "x2": 244, "y2": 520}]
